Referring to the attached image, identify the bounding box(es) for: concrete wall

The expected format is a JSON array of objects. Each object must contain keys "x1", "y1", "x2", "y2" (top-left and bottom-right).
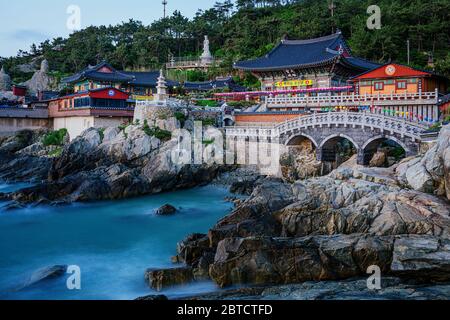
[
  {"x1": 54, "y1": 116, "x2": 129, "y2": 140},
  {"x1": 53, "y1": 116, "x2": 95, "y2": 141},
  {"x1": 0, "y1": 117, "x2": 51, "y2": 136},
  {"x1": 94, "y1": 117, "x2": 129, "y2": 129}
]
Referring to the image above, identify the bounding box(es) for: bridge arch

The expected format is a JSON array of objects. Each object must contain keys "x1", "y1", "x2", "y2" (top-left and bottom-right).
[
  {"x1": 318, "y1": 133, "x2": 359, "y2": 164},
  {"x1": 360, "y1": 135, "x2": 410, "y2": 166},
  {"x1": 319, "y1": 133, "x2": 360, "y2": 150},
  {"x1": 362, "y1": 135, "x2": 410, "y2": 154},
  {"x1": 285, "y1": 134, "x2": 318, "y2": 148}
]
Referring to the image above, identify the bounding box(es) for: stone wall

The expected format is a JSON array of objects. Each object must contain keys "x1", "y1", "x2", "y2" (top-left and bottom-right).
[{"x1": 0, "y1": 118, "x2": 51, "y2": 136}]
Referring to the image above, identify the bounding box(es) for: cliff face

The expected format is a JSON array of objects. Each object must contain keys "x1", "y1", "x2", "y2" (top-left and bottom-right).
[
  {"x1": 22, "y1": 60, "x2": 54, "y2": 94},
  {"x1": 396, "y1": 124, "x2": 450, "y2": 200},
  {"x1": 164, "y1": 128, "x2": 450, "y2": 294},
  {"x1": 1, "y1": 125, "x2": 229, "y2": 205}
]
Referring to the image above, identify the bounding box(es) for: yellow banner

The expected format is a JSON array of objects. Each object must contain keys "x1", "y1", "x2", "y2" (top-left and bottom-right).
[
  {"x1": 132, "y1": 95, "x2": 154, "y2": 101},
  {"x1": 275, "y1": 80, "x2": 313, "y2": 87}
]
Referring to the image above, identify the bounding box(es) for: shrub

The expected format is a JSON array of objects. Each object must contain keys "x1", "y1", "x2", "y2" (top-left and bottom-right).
[
  {"x1": 195, "y1": 100, "x2": 219, "y2": 108},
  {"x1": 98, "y1": 128, "x2": 105, "y2": 142},
  {"x1": 203, "y1": 138, "x2": 215, "y2": 145},
  {"x1": 202, "y1": 118, "x2": 216, "y2": 126},
  {"x1": 143, "y1": 123, "x2": 172, "y2": 141},
  {"x1": 227, "y1": 101, "x2": 255, "y2": 109},
  {"x1": 42, "y1": 129, "x2": 68, "y2": 146},
  {"x1": 48, "y1": 147, "x2": 63, "y2": 158},
  {"x1": 174, "y1": 112, "x2": 187, "y2": 126}
]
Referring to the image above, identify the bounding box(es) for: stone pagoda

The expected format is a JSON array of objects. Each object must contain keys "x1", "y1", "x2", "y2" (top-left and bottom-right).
[{"x1": 154, "y1": 69, "x2": 168, "y2": 102}]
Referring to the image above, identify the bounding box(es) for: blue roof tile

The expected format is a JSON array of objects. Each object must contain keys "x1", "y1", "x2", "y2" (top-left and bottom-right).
[
  {"x1": 184, "y1": 77, "x2": 246, "y2": 91},
  {"x1": 234, "y1": 32, "x2": 380, "y2": 72}
]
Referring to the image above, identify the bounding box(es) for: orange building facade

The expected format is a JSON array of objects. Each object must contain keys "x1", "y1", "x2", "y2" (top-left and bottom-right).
[{"x1": 351, "y1": 63, "x2": 447, "y2": 96}]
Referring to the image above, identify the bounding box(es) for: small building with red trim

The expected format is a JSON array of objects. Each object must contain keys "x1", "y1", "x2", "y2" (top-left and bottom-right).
[
  {"x1": 350, "y1": 63, "x2": 447, "y2": 96},
  {"x1": 48, "y1": 87, "x2": 133, "y2": 139},
  {"x1": 349, "y1": 63, "x2": 448, "y2": 122}
]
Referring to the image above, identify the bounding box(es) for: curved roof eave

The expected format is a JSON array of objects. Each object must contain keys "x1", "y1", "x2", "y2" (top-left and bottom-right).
[{"x1": 234, "y1": 56, "x2": 340, "y2": 72}]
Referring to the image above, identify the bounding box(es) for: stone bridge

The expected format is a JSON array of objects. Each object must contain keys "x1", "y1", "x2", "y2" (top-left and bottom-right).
[{"x1": 225, "y1": 112, "x2": 429, "y2": 165}]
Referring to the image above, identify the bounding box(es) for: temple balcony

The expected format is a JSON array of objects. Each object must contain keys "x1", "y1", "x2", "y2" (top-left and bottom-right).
[
  {"x1": 266, "y1": 90, "x2": 439, "y2": 109},
  {"x1": 165, "y1": 57, "x2": 222, "y2": 69}
]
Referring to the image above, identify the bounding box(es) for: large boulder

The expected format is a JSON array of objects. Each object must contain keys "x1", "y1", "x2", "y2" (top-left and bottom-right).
[
  {"x1": 155, "y1": 204, "x2": 177, "y2": 216},
  {"x1": 145, "y1": 267, "x2": 194, "y2": 291},
  {"x1": 405, "y1": 160, "x2": 435, "y2": 193},
  {"x1": 209, "y1": 235, "x2": 394, "y2": 288},
  {"x1": 391, "y1": 235, "x2": 450, "y2": 281},
  {"x1": 395, "y1": 124, "x2": 450, "y2": 200},
  {"x1": 16, "y1": 265, "x2": 67, "y2": 291}
]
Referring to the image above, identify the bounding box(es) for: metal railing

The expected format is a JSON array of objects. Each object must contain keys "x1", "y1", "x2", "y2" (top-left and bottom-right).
[
  {"x1": 266, "y1": 90, "x2": 439, "y2": 108},
  {"x1": 226, "y1": 112, "x2": 428, "y2": 141}
]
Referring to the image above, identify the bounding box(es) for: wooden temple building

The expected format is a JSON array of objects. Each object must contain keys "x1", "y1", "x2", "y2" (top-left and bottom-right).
[
  {"x1": 230, "y1": 31, "x2": 448, "y2": 126},
  {"x1": 48, "y1": 87, "x2": 133, "y2": 139},
  {"x1": 234, "y1": 31, "x2": 380, "y2": 92},
  {"x1": 61, "y1": 61, "x2": 178, "y2": 100}
]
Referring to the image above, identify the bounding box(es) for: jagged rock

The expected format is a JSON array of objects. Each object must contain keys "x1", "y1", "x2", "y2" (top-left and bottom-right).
[
  {"x1": 405, "y1": 160, "x2": 434, "y2": 193},
  {"x1": 0, "y1": 66, "x2": 12, "y2": 91},
  {"x1": 395, "y1": 124, "x2": 450, "y2": 200},
  {"x1": 209, "y1": 235, "x2": 394, "y2": 288},
  {"x1": 22, "y1": 60, "x2": 53, "y2": 93},
  {"x1": 156, "y1": 117, "x2": 180, "y2": 132},
  {"x1": 155, "y1": 204, "x2": 177, "y2": 216},
  {"x1": 391, "y1": 235, "x2": 450, "y2": 281},
  {"x1": 102, "y1": 127, "x2": 120, "y2": 143},
  {"x1": 135, "y1": 295, "x2": 168, "y2": 301},
  {"x1": 8, "y1": 128, "x2": 227, "y2": 204},
  {"x1": 208, "y1": 179, "x2": 294, "y2": 246},
  {"x1": 280, "y1": 142, "x2": 322, "y2": 181},
  {"x1": 277, "y1": 183, "x2": 450, "y2": 239},
  {"x1": 186, "y1": 278, "x2": 450, "y2": 300},
  {"x1": 369, "y1": 151, "x2": 387, "y2": 167},
  {"x1": 145, "y1": 267, "x2": 194, "y2": 291},
  {"x1": 16, "y1": 265, "x2": 67, "y2": 291}
]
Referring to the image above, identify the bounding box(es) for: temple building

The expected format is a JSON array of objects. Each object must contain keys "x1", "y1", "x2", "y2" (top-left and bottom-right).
[
  {"x1": 48, "y1": 87, "x2": 133, "y2": 140},
  {"x1": 183, "y1": 77, "x2": 245, "y2": 93},
  {"x1": 62, "y1": 61, "x2": 178, "y2": 100},
  {"x1": 350, "y1": 63, "x2": 448, "y2": 122},
  {"x1": 229, "y1": 31, "x2": 448, "y2": 125},
  {"x1": 234, "y1": 31, "x2": 380, "y2": 92}
]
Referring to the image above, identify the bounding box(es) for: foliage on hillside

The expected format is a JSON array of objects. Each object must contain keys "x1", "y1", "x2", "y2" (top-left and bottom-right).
[{"x1": 1, "y1": 0, "x2": 449, "y2": 85}]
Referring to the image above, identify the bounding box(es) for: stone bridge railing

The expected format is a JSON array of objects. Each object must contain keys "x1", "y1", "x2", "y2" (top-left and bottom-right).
[{"x1": 226, "y1": 112, "x2": 429, "y2": 142}]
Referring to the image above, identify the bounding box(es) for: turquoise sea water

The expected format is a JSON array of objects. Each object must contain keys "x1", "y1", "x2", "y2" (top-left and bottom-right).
[{"x1": 0, "y1": 184, "x2": 234, "y2": 300}]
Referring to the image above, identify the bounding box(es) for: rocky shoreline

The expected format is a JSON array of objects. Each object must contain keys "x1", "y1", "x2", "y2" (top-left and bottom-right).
[{"x1": 0, "y1": 124, "x2": 449, "y2": 300}]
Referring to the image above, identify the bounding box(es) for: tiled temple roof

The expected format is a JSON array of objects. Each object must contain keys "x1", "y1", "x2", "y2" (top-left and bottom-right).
[
  {"x1": 62, "y1": 62, "x2": 179, "y2": 87},
  {"x1": 62, "y1": 61, "x2": 134, "y2": 84},
  {"x1": 184, "y1": 77, "x2": 246, "y2": 91},
  {"x1": 234, "y1": 32, "x2": 380, "y2": 72},
  {"x1": 122, "y1": 71, "x2": 179, "y2": 87}
]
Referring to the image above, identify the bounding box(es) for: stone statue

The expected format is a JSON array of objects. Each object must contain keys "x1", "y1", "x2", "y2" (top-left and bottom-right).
[
  {"x1": 0, "y1": 66, "x2": 12, "y2": 92},
  {"x1": 200, "y1": 35, "x2": 213, "y2": 65}
]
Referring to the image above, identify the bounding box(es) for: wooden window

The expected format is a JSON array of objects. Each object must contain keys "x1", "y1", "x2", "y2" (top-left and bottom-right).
[
  {"x1": 374, "y1": 82, "x2": 384, "y2": 91},
  {"x1": 397, "y1": 81, "x2": 407, "y2": 90}
]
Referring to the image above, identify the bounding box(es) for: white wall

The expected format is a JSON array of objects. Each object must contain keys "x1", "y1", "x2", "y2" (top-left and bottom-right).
[
  {"x1": 53, "y1": 116, "x2": 94, "y2": 141},
  {"x1": 54, "y1": 116, "x2": 129, "y2": 141}
]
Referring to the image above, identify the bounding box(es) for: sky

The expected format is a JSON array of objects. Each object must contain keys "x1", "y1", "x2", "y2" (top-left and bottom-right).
[{"x1": 0, "y1": 0, "x2": 218, "y2": 57}]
